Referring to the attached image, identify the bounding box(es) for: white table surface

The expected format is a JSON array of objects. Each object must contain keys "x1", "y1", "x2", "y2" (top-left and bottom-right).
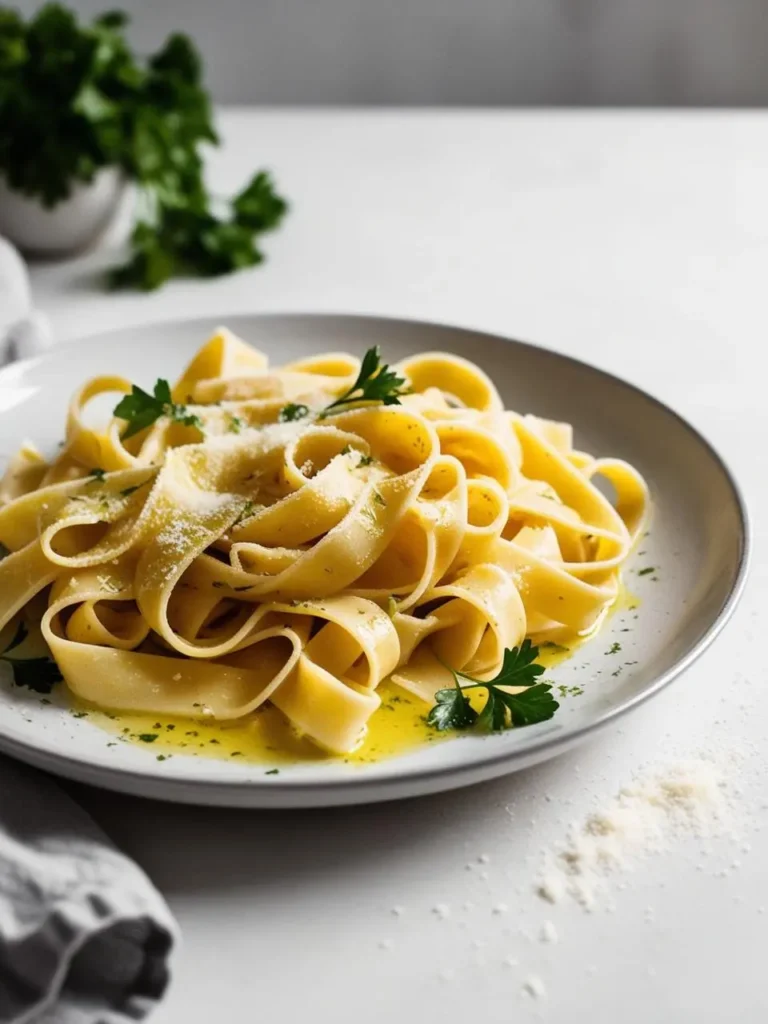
[{"x1": 27, "y1": 109, "x2": 767, "y2": 1023}]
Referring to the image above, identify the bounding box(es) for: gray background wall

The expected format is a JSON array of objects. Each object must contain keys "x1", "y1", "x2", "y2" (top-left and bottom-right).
[{"x1": 16, "y1": 0, "x2": 768, "y2": 105}]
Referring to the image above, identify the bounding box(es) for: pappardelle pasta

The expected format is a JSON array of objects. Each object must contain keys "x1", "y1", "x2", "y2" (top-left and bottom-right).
[{"x1": 0, "y1": 328, "x2": 648, "y2": 756}]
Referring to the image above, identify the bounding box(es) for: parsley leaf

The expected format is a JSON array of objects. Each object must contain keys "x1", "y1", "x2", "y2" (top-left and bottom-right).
[
  {"x1": 113, "y1": 383, "x2": 165, "y2": 439},
  {"x1": 0, "y1": 620, "x2": 63, "y2": 694},
  {"x1": 492, "y1": 682, "x2": 560, "y2": 728},
  {"x1": 475, "y1": 686, "x2": 509, "y2": 731},
  {"x1": 109, "y1": 177, "x2": 288, "y2": 291},
  {"x1": 232, "y1": 171, "x2": 288, "y2": 232},
  {"x1": 227, "y1": 415, "x2": 244, "y2": 434},
  {"x1": 427, "y1": 640, "x2": 559, "y2": 733},
  {"x1": 320, "y1": 347, "x2": 409, "y2": 417},
  {"x1": 279, "y1": 403, "x2": 309, "y2": 422},
  {"x1": 428, "y1": 679, "x2": 478, "y2": 731},
  {"x1": 113, "y1": 379, "x2": 203, "y2": 439},
  {"x1": 486, "y1": 640, "x2": 546, "y2": 689}
]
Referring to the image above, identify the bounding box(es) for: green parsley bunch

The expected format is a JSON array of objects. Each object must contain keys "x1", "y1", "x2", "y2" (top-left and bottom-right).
[{"x1": 0, "y1": 4, "x2": 288, "y2": 289}]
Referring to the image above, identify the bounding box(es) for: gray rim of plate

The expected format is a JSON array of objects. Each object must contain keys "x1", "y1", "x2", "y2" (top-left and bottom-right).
[{"x1": 0, "y1": 313, "x2": 752, "y2": 798}]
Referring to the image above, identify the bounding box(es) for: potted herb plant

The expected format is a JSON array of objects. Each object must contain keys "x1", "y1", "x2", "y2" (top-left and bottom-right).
[{"x1": 0, "y1": 4, "x2": 288, "y2": 289}]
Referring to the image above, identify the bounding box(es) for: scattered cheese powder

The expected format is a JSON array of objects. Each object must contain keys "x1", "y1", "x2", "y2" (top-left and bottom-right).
[
  {"x1": 536, "y1": 758, "x2": 730, "y2": 909},
  {"x1": 539, "y1": 920, "x2": 559, "y2": 944},
  {"x1": 523, "y1": 974, "x2": 547, "y2": 999}
]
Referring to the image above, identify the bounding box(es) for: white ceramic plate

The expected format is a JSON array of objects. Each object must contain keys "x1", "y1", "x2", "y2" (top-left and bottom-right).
[{"x1": 0, "y1": 315, "x2": 749, "y2": 807}]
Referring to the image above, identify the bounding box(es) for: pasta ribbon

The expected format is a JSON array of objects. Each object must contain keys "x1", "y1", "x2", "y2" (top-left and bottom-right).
[{"x1": 0, "y1": 328, "x2": 648, "y2": 754}]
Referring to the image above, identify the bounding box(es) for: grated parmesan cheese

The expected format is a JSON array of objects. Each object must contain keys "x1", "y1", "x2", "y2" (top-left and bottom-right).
[
  {"x1": 535, "y1": 758, "x2": 730, "y2": 909},
  {"x1": 539, "y1": 920, "x2": 559, "y2": 944},
  {"x1": 522, "y1": 975, "x2": 546, "y2": 999}
]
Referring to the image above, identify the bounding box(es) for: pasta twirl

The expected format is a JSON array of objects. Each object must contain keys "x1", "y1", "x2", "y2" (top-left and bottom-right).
[{"x1": 0, "y1": 328, "x2": 649, "y2": 754}]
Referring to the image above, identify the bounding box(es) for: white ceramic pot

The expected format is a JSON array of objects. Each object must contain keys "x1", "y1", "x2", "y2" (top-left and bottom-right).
[{"x1": 0, "y1": 167, "x2": 127, "y2": 258}]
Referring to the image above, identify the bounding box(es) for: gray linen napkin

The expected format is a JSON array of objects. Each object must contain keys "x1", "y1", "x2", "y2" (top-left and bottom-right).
[{"x1": 0, "y1": 755, "x2": 178, "y2": 1024}]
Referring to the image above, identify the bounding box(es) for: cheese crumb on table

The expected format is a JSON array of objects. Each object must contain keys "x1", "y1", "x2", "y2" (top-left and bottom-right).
[
  {"x1": 523, "y1": 975, "x2": 546, "y2": 999},
  {"x1": 535, "y1": 758, "x2": 730, "y2": 909},
  {"x1": 540, "y1": 920, "x2": 559, "y2": 944}
]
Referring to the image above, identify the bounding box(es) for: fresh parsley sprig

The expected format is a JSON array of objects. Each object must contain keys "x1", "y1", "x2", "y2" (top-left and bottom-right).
[
  {"x1": 274, "y1": 349, "x2": 408, "y2": 424},
  {"x1": 319, "y1": 347, "x2": 409, "y2": 417},
  {"x1": 427, "y1": 640, "x2": 559, "y2": 733},
  {"x1": 109, "y1": 172, "x2": 288, "y2": 291},
  {"x1": 0, "y1": 6, "x2": 288, "y2": 291},
  {"x1": 113, "y1": 379, "x2": 203, "y2": 440},
  {"x1": 0, "y1": 621, "x2": 63, "y2": 694}
]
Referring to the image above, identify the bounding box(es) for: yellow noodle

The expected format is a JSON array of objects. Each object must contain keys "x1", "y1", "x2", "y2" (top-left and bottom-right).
[{"x1": 0, "y1": 328, "x2": 649, "y2": 754}]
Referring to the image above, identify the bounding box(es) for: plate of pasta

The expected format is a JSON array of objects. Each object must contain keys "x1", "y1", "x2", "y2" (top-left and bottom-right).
[{"x1": 0, "y1": 315, "x2": 748, "y2": 807}]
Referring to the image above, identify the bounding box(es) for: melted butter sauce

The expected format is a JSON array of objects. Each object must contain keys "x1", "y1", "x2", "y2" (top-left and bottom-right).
[
  {"x1": 72, "y1": 581, "x2": 641, "y2": 768},
  {"x1": 74, "y1": 683, "x2": 445, "y2": 766}
]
